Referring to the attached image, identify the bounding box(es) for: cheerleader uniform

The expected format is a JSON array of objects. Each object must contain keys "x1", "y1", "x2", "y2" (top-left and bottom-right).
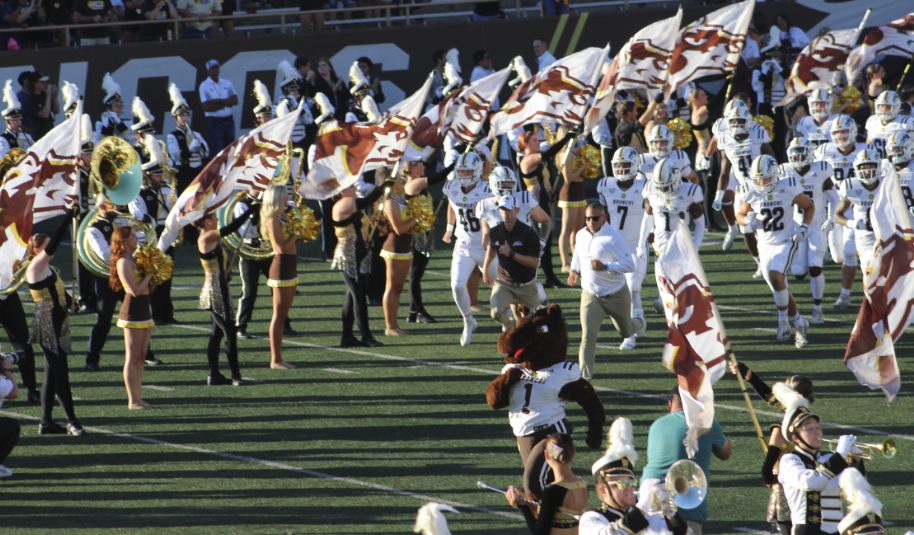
[
  {"x1": 117, "y1": 257, "x2": 154, "y2": 329},
  {"x1": 267, "y1": 215, "x2": 299, "y2": 288},
  {"x1": 380, "y1": 195, "x2": 413, "y2": 261}
]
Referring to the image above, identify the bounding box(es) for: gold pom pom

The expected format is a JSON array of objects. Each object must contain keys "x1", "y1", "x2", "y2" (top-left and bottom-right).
[
  {"x1": 753, "y1": 115, "x2": 775, "y2": 140},
  {"x1": 135, "y1": 244, "x2": 174, "y2": 285},
  {"x1": 573, "y1": 144, "x2": 603, "y2": 179},
  {"x1": 667, "y1": 118, "x2": 693, "y2": 150},
  {"x1": 835, "y1": 85, "x2": 862, "y2": 115},
  {"x1": 407, "y1": 194, "x2": 437, "y2": 234},
  {"x1": 287, "y1": 206, "x2": 322, "y2": 243}
]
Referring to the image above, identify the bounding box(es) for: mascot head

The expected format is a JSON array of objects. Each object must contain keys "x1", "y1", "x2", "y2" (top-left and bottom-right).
[{"x1": 497, "y1": 304, "x2": 568, "y2": 371}]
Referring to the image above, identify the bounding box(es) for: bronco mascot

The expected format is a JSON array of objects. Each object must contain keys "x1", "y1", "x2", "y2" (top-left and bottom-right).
[{"x1": 486, "y1": 304, "x2": 606, "y2": 500}]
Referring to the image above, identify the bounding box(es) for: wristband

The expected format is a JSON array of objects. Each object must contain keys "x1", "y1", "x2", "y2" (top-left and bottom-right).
[
  {"x1": 446, "y1": 224, "x2": 455, "y2": 232},
  {"x1": 509, "y1": 250, "x2": 516, "y2": 258}
]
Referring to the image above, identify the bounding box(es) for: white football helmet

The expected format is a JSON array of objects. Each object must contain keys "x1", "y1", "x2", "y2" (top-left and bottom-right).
[
  {"x1": 830, "y1": 115, "x2": 857, "y2": 149},
  {"x1": 488, "y1": 166, "x2": 518, "y2": 197},
  {"x1": 726, "y1": 105, "x2": 752, "y2": 137},
  {"x1": 787, "y1": 137, "x2": 813, "y2": 169},
  {"x1": 807, "y1": 89, "x2": 833, "y2": 119},
  {"x1": 612, "y1": 146, "x2": 640, "y2": 181},
  {"x1": 887, "y1": 131, "x2": 914, "y2": 165},
  {"x1": 652, "y1": 158, "x2": 681, "y2": 200},
  {"x1": 455, "y1": 152, "x2": 483, "y2": 187},
  {"x1": 875, "y1": 90, "x2": 902, "y2": 123},
  {"x1": 749, "y1": 155, "x2": 779, "y2": 194},
  {"x1": 647, "y1": 124, "x2": 675, "y2": 159},
  {"x1": 853, "y1": 148, "x2": 882, "y2": 185},
  {"x1": 723, "y1": 98, "x2": 749, "y2": 117}
]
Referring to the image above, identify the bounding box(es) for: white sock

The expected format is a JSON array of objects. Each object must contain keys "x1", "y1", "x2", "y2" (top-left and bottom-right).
[
  {"x1": 773, "y1": 289, "x2": 790, "y2": 309},
  {"x1": 777, "y1": 308, "x2": 788, "y2": 320},
  {"x1": 791, "y1": 313, "x2": 804, "y2": 327},
  {"x1": 753, "y1": 256, "x2": 761, "y2": 265},
  {"x1": 810, "y1": 274, "x2": 825, "y2": 300},
  {"x1": 813, "y1": 303, "x2": 822, "y2": 311},
  {"x1": 453, "y1": 286, "x2": 472, "y2": 318},
  {"x1": 840, "y1": 288, "x2": 851, "y2": 297},
  {"x1": 631, "y1": 292, "x2": 642, "y2": 312}
]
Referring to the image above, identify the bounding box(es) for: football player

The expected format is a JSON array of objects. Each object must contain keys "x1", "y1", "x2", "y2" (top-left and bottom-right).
[
  {"x1": 865, "y1": 90, "x2": 913, "y2": 159},
  {"x1": 795, "y1": 89, "x2": 839, "y2": 147},
  {"x1": 638, "y1": 124, "x2": 700, "y2": 185},
  {"x1": 886, "y1": 131, "x2": 914, "y2": 224},
  {"x1": 834, "y1": 149, "x2": 884, "y2": 272}
]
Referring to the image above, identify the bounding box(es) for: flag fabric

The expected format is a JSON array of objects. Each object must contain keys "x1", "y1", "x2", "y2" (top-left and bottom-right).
[
  {"x1": 667, "y1": 0, "x2": 755, "y2": 91},
  {"x1": 488, "y1": 47, "x2": 607, "y2": 137},
  {"x1": 450, "y1": 66, "x2": 512, "y2": 144},
  {"x1": 777, "y1": 28, "x2": 863, "y2": 107},
  {"x1": 0, "y1": 104, "x2": 82, "y2": 291},
  {"x1": 845, "y1": 13, "x2": 914, "y2": 84},
  {"x1": 403, "y1": 91, "x2": 460, "y2": 162},
  {"x1": 583, "y1": 10, "x2": 682, "y2": 133},
  {"x1": 844, "y1": 167, "x2": 914, "y2": 404},
  {"x1": 657, "y1": 227, "x2": 728, "y2": 458},
  {"x1": 302, "y1": 74, "x2": 434, "y2": 200},
  {"x1": 156, "y1": 100, "x2": 303, "y2": 251}
]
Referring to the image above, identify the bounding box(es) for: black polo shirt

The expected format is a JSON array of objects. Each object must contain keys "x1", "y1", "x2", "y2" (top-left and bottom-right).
[{"x1": 489, "y1": 220, "x2": 540, "y2": 284}]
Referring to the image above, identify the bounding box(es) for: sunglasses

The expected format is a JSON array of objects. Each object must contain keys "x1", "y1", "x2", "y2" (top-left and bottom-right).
[
  {"x1": 607, "y1": 479, "x2": 637, "y2": 490},
  {"x1": 585, "y1": 215, "x2": 604, "y2": 221}
]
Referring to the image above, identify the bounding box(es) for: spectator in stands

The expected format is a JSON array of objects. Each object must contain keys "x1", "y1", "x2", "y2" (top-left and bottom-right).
[
  {"x1": 0, "y1": 353, "x2": 21, "y2": 479},
  {"x1": 313, "y1": 57, "x2": 348, "y2": 111},
  {"x1": 774, "y1": 12, "x2": 810, "y2": 51},
  {"x1": 44, "y1": 0, "x2": 72, "y2": 43},
  {"x1": 298, "y1": 0, "x2": 323, "y2": 32},
  {"x1": 107, "y1": 0, "x2": 124, "y2": 41},
  {"x1": 295, "y1": 56, "x2": 317, "y2": 100},
  {"x1": 176, "y1": 0, "x2": 220, "y2": 39},
  {"x1": 1, "y1": 0, "x2": 35, "y2": 49},
  {"x1": 15, "y1": 71, "x2": 30, "y2": 131},
  {"x1": 866, "y1": 64, "x2": 885, "y2": 109},
  {"x1": 141, "y1": 0, "x2": 177, "y2": 40},
  {"x1": 540, "y1": 0, "x2": 566, "y2": 17},
  {"x1": 73, "y1": 0, "x2": 113, "y2": 45},
  {"x1": 23, "y1": 71, "x2": 57, "y2": 140},
  {"x1": 326, "y1": 0, "x2": 351, "y2": 24},
  {"x1": 212, "y1": 0, "x2": 232, "y2": 36},
  {"x1": 16, "y1": 0, "x2": 49, "y2": 46},
  {"x1": 198, "y1": 59, "x2": 238, "y2": 155},
  {"x1": 426, "y1": 50, "x2": 446, "y2": 110},
  {"x1": 349, "y1": 57, "x2": 384, "y2": 105},
  {"x1": 533, "y1": 38, "x2": 556, "y2": 72},
  {"x1": 472, "y1": 0, "x2": 500, "y2": 21},
  {"x1": 121, "y1": 0, "x2": 144, "y2": 42},
  {"x1": 741, "y1": 22, "x2": 761, "y2": 68}
]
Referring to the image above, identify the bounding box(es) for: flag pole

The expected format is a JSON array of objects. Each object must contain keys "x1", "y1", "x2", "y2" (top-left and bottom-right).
[
  {"x1": 71, "y1": 213, "x2": 80, "y2": 305},
  {"x1": 678, "y1": 228, "x2": 768, "y2": 453},
  {"x1": 897, "y1": 61, "x2": 913, "y2": 92}
]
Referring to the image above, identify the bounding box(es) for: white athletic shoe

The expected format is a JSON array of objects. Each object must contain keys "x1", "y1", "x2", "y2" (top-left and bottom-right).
[
  {"x1": 0, "y1": 465, "x2": 12, "y2": 478},
  {"x1": 777, "y1": 318, "x2": 791, "y2": 341},
  {"x1": 833, "y1": 293, "x2": 852, "y2": 309},
  {"x1": 619, "y1": 336, "x2": 637, "y2": 350},
  {"x1": 460, "y1": 315, "x2": 477, "y2": 347},
  {"x1": 652, "y1": 297, "x2": 664, "y2": 315},
  {"x1": 810, "y1": 308, "x2": 825, "y2": 325},
  {"x1": 632, "y1": 309, "x2": 647, "y2": 337},
  {"x1": 752, "y1": 264, "x2": 764, "y2": 279},
  {"x1": 722, "y1": 229, "x2": 736, "y2": 251},
  {"x1": 795, "y1": 318, "x2": 809, "y2": 349}
]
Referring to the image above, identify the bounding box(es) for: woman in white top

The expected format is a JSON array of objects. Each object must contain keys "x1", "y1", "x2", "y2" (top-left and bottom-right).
[{"x1": 774, "y1": 12, "x2": 810, "y2": 50}]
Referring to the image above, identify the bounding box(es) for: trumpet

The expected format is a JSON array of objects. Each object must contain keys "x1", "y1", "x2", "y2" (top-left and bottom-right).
[{"x1": 822, "y1": 438, "x2": 896, "y2": 460}]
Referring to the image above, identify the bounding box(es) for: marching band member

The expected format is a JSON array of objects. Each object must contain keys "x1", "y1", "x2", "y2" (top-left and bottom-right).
[
  {"x1": 597, "y1": 147, "x2": 649, "y2": 350},
  {"x1": 252, "y1": 80, "x2": 273, "y2": 125},
  {"x1": 76, "y1": 115, "x2": 98, "y2": 313},
  {"x1": 380, "y1": 168, "x2": 419, "y2": 336},
  {"x1": 504, "y1": 433, "x2": 588, "y2": 534},
  {"x1": 837, "y1": 469, "x2": 884, "y2": 535},
  {"x1": 736, "y1": 155, "x2": 812, "y2": 347},
  {"x1": 775, "y1": 383, "x2": 860, "y2": 535},
  {"x1": 166, "y1": 83, "x2": 209, "y2": 195},
  {"x1": 276, "y1": 60, "x2": 315, "y2": 152},
  {"x1": 1, "y1": 81, "x2": 34, "y2": 158},
  {"x1": 886, "y1": 132, "x2": 914, "y2": 218},
  {"x1": 580, "y1": 418, "x2": 688, "y2": 535},
  {"x1": 795, "y1": 89, "x2": 839, "y2": 148},
  {"x1": 61, "y1": 81, "x2": 81, "y2": 120},
  {"x1": 260, "y1": 184, "x2": 298, "y2": 370},
  {"x1": 346, "y1": 61, "x2": 381, "y2": 124},
  {"x1": 780, "y1": 137, "x2": 838, "y2": 325},
  {"x1": 834, "y1": 149, "x2": 884, "y2": 272},
  {"x1": 26, "y1": 208, "x2": 84, "y2": 436},
  {"x1": 96, "y1": 73, "x2": 132, "y2": 140},
  {"x1": 813, "y1": 116, "x2": 871, "y2": 309},
  {"x1": 865, "y1": 90, "x2": 913, "y2": 159}
]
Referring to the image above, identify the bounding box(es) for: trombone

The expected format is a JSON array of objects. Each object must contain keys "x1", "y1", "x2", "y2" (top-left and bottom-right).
[{"x1": 822, "y1": 438, "x2": 897, "y2": 460}]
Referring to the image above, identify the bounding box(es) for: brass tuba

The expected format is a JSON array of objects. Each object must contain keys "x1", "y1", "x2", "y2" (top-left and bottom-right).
[
  {"x1": 76, "y1": 209, "x2": 157, "y2": 278},
  {"x1": 90, "y1": 136, "x2": 143, "y2": 206}
]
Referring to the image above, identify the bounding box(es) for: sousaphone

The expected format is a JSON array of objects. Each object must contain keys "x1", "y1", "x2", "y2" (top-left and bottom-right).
[{"x1": 90, "y1": 136, "x2": 143, "y2": 205}]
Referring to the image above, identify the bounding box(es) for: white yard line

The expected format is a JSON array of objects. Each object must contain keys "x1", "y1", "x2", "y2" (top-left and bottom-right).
[
  {"x1": 143, "y1": 385, "x2": 175, "y2": 392},
  {"x1": 321, "y1": 368, "x2": 359, "y2": 374}
]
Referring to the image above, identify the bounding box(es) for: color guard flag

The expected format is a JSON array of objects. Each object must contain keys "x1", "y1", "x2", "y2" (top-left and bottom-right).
[
  {"x1": 777, "y1": 27, "x2": 864, "y2": 107},
  {"x1": 845, "y1": 14, "x2": 914, "y2": 84}
]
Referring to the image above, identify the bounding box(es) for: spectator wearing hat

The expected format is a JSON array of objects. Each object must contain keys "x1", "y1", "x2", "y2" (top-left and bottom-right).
[
  {"x1": 73, "y1": 0, "x2": 113, "y2": 45},
  {"x1": 23, "y1": 71, "x2": 58, "y2": 140},
  {"x1": 14, "y1": 72, "x2": 31, "y2": 131},
  {"x1": 1, "y1": 81, "x2": 34, "y2": 158},
  {"x1": 96, "y1": 73, "x2": 132, "y2": 141},
  {"x1": 176, "y1": 0, "x2": 220, "y2": 39},
  {"x1": 198, "y1": 59, "x2": 237, "y2": 156}
]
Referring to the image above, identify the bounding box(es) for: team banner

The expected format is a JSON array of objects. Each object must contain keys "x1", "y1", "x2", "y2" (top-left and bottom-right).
[
  {"x1": 403, "y1": 92, "x2": 460, "y2": 163},
  {"x1": 303, "y1": 73, "x2": 433, "y2": 200},
  {"x1": 657, "y1": 227, "x2": 728, "y2": 458},
  {"x1": 0, "y1": 103, "x2": 82, "y2": 291},
  {"x1": 583, "y1": 10, "x2": 681, "y2": 133},
  {"x1": 777, "y1": 28, "x2": 864, "y2": 107},
  {"x1": 844, "y1": 167, "x2": 914, "y2": 404},
  {"x1": 845, "y1": 13, "x2": 914, "y2": 84},
  {"x1": 488, "y1": 46, "x2": 607, "y2": 137},
  {"x1": 156, "y1": 100, "x2": 302, "y2": 251},
  {"x1": 667, "y1": 0, "x2": 755, "y2": 90},
  {"x1": 450, "y1": 66, "x2": 512, "y2": 144}
]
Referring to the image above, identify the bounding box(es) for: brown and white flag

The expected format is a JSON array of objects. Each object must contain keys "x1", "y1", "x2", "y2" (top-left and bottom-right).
[
  {"x1": 845, "y1": 167, "x2": 914, "y2": 404},
  {"x1": 845, "y1": 13, "x2": 914, "y2": 84},
  {"x1": 667, "y1": 0, "x2": 755, "y2": 91},
  {"x1": 777, "y1": 28, "x2": 864, "y2": 107}
]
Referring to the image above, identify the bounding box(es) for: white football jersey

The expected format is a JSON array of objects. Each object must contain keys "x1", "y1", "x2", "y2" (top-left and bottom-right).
[
  {"x1": 638, "y1": 150, "x2": 693, "y2": 181},
  {"x1": 597, "y1": 175, "x2": 648, "y2": 247},
  {"x1": 739, "y1": 177, "x2": 805, "y2": 247},
  {"x1": 475, "y1": 191, "x2": 539, "y2": 228},
  {"x1": 645, "y1": 181, "x2": 703, "y2": 252},
  {"x1": 779, "y1": 161, "x2": 834, "y2": 225},
  {"x1": 443, "y1": 180, "x2": 493, "y2": 246},
  {"x1": 897, "y1": 160, "x2": 914, "y2": 213},
  {"x1": 795, "y1": 114, "x2": 837, "y2": 147},
  {"x1": 865, "y1": 115, "x2": 914, "y2": 159},
  {"x1": 720, "y1": 124, "x2": 771, "y2": 184},
  {"x1": 506, "y1": 362, "x2": 582, "y2": 436},
  {"x1": 814, "y1": 142, "x2": 870, "y2": 184},
  {"x1": 839, "y1": 175, "x2": 882, "y2": 242}
]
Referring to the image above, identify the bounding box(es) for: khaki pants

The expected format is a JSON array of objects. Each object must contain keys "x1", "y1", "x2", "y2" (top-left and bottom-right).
[
  {"x1": 491, "y1": 280, "x2": 541, "y2": 329},
  {"x1": 579, "y1": 286, "x2": 635, "y2": 380}
]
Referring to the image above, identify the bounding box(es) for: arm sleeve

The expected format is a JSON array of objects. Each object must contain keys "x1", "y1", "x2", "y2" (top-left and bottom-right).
[
  {"x1": 128, "y1": 194, "x2": 147, "y2": 222},
  {"x1": 778, "y1": 452, "x2": 842, "y2": 491},
  {"x1": 355, "y1": 181, "x2": 390, "y2": 210},
  {"x1": 219, "y1": 205, "x2": 256, "y2": 237},
  {"x1": 518, "y1": 504, "x2": 538, "y2": 534},
  {"x1": 825, "y1": 187, "x2": 840, "y2": 218},
  {"x1": 529, "y1": 484, "x2": 568, "y2": 535},
  {"x1": 43, "y1": 210, "x2": 76, "y2": 257},
  {"x1": 603, "y1": 235, "x2": 635, "y2": 273},
  {"x1": 424, "y1": 162, "x2": 457, "y2": 187},
  {"x1": 541, "y1": 132, "x2": 575, "y2": 161},
  {"x1": 736, "y1": 362, "x2": 776, "y2": 403},
  {"x1": 570, "y1": 235, "x2": 582, "y2": 273},
  {"x1": 166, "y1": 134, "x2": 181, "y2": 165},
  {"x1": 638, "y1": 210, "x2": 654, "y2": 248},
  {"x1": 691, "y1": 213, "x2": 705, "y2": 250},
  {"x1": 762, "y1": 444, "x2": 782, "y2": 486},
  {"x1": 88, "y1": 227, "x2": 111, "y2": 263},
  {"x1": 592, "y1": 120, "x2": 612, "y2": 147}
]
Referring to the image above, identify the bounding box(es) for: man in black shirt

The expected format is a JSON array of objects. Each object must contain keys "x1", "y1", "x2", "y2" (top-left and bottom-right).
[
  {"x1": 483, "y1": 195, "x2": 543, "y2": 330},
  {"x1": 73, "y1": 0, "x2": 113, "y2": 45}
]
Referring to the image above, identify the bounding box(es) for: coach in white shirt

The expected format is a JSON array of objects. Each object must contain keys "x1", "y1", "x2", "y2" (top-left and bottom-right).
[
  {"x1": 533, "y1": 38, "x2": 556, "y2": 72},
  {"x1": 198, "y1": 59, "x2": 238, "y2": 155},
  {"x1": 567, "y1": 203, "x2": 645, "y2": 380}
]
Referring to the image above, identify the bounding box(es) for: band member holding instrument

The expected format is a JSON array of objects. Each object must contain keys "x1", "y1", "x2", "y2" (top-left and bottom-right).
[
  {"x1": 504, "y1": 433, "x2": 588, "y2": 535},
  {"x1": 26, "y1": 208, "x2": 84, "y2": 436},
  {"x1": 260, "y1": 184, "x2": 298, "y2": 369},
  {"x1": 837, "y1": 469, "x2": 884, "y2": 535},
  {"x1": 76, "y1": 115, "x2": 98, "y2": 313},
  {"x1": 111, "y1": 226, "x2": 156, "y2": 410},
  {"x1": 166, "y1": 83, "x2": 209, "y2": 197},
  {"x1": 1, "y1": 82, "x2": 34, "y2": 158},
  {"x1": 96, "y1": 73, "x2": 132, "y2": 140}
]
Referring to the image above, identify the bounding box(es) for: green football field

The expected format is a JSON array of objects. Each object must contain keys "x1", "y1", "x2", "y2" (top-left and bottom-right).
[{"x1": 2, "y1": 205, "x2": 912, "y2": 534}]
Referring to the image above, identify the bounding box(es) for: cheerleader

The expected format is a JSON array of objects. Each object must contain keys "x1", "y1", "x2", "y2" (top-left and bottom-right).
[
  {"x1": 110, "y1": 226, "x2": 155, "y2": 410},
  {"x1": 193, "y1": 207, "x2": 257, "y2": 385},
  {"x1": 381, "y1": 171, "x2": 419, "y2": 335},
  {"x1": 26, "y1": 208, "x2": 84, "y2": 435},
  {"x1": 260, "y1": 185, "x2": 298, "y2": 369},
  {"x1": 558, "y1": 145, "x2": 587, "y2": 273}
]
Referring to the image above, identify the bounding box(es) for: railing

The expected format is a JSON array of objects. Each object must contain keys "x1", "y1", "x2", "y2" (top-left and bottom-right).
[{"x1": 0, "y1": 0, "x2": 675, "y2": 47}]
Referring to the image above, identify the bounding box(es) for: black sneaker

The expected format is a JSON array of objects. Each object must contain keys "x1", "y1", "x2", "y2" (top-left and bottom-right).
[
  {"x1": 145, "y1": 357, "x2": 163, "y2": 366},
  {"x1": 283, "y1": 325, "x2": 297, "y2": 336},
  {"x1": 207, "y1": 374, "x2": 233, "y2": 386},
  {"x1": 406, "y1": 312, "x2": 418, "y2": 323},
  {"x1": 362, "y1": 337, "x2": 384, "y2": 348},
  {"x1": 340, "y1": 336, "x2": 364, "y2": 348},
  {"x1": 67, "y1": 422, "x2": 86, "y2": 437},
  {"x1": 231, "y1": 376, "x2": 244, "y2": 386},
  {"x1": 39, "y1": 422, "x2": 66, "y2": 435},
  {"x1": 542, "y1": 278, "x2": 569, "y2": 289},
  {"x1": 27, "y1": 390, "x2": 41, "y2": 405},
  {"x1": 237, "y1": 328, "x2": 253, "y2": 340},
  {"x1": 417, "y1": 312, "x2": 437, "y2": 324},
  {"x1": 85, "y1": 362, "x2": 100, "y2": 372}
]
